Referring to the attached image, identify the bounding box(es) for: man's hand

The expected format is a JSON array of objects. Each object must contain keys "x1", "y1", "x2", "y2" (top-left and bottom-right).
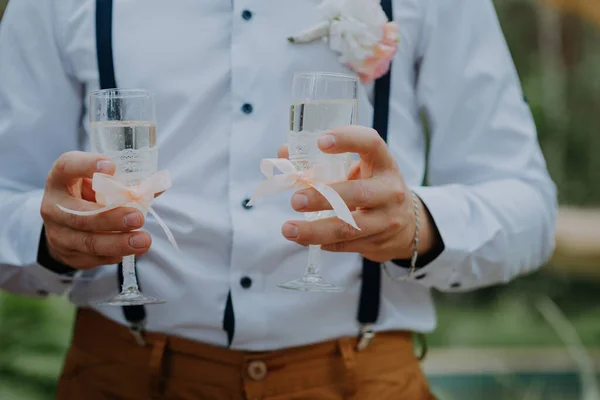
[
  {"x1": 278, "y1": 126, "x2": 436, "y2": 263},
  {"x1": 40, "y1": 151, "x2": 152, "y2": 270}
]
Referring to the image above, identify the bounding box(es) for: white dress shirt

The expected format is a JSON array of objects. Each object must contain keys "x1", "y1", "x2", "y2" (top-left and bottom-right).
[{"x1": 0, "y1": 0, "x2": 556, "y2": 351}]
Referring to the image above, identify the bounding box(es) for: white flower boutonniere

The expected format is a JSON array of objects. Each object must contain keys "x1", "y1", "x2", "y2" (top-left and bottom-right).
[{"x1": 289, "y1": 0, "x2": 400, "y2": 84}]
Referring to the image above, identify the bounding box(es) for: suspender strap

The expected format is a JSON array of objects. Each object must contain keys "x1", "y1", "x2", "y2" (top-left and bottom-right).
[
  {"x1": 117, "y1": 263, "x2": 147, "y2": 343},
  {"x1": 96, "y1": 0, "x2": 147, "y2": 337},
  {"x1": 356, "y1": 0, "x2": 393, "y2": 350},
  {"x1": 96, "y1": 0, "x2": 117, "y2": 90}
]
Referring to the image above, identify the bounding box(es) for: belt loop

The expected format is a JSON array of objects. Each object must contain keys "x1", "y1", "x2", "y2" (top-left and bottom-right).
[
  {"x1": 149, "y1": 335, "x2": 168, "y2": 399},
  {"x1": 338, "y1": 338, "x2": 358, "y2": 400},
  {"x1": 356, "y1": 323, "x2": 375, "y2": 351}
]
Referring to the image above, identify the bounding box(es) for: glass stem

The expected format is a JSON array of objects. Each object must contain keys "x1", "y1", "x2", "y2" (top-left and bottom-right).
[
  {"x1": 121, "y1": 255, "x2": 140, "y2": 293},
  {"x1": 304, "y1": 245, "x2": 322, "y2": 277}
]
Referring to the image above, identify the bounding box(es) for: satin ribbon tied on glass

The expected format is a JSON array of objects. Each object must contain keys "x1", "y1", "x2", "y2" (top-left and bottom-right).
[
  {"x1": 56, "y1": 170, "x2": 179, "y2": 305},
  {"x1": 57, "y1": 171, "x2": 178, "y2": 251},
  {"x1": 248, "y1": 157, "x2": 360, "y2": 292},
  {"x1": 248, "y1": 158, "x2": 358, "y2": 231}
]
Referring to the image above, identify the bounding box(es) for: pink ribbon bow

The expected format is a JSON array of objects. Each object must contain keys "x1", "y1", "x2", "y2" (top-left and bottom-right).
[
  {"x1": 248, "y1": 158, "x2": 360, "y2": 231},
  {"x1": 57, "y1": 171, "x2": 179, "y2": 251}
]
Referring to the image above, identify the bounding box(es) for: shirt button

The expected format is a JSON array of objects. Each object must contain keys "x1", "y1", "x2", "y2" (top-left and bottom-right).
[
  {"x1": 241, "y1": 10, "x2": 253, "y2": 20},
  {"x1": 247, "y1": 360, "x2": 268, "y2": 381},
  {"x1": 240, "y1": 276, "x2": 252, "y2": 289},
  {"x1": 241, "y1": 198, "x2": 253, "y2": 209},
  {"x1": 241, "y1": 103, "x2": 253, "y2": 114}
]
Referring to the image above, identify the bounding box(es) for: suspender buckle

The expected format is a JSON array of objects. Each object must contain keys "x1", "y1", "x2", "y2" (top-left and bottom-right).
[
  {"x1": 414, "y1": 333, "x2": 429, "y2": 361},
  {"x1": 129, "y1": 320, "x2": 147, "y2": 347},
  {"x1": 356, "y1": 324, "x2": 375, "y2": 351}
]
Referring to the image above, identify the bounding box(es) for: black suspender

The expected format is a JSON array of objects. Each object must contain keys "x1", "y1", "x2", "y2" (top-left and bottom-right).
[
  {"x1": 95, "y1": 0, "x2": 393, "y2": 347},
  {"x1": 96, "y1": 0, "x2": 117, "y2": 90},
  {"x1": 96, "y1": 0, "x2": 147, "y2": 338},
  {"x1": 356, "y1": 0, "x2": 393, "y2": 350}
]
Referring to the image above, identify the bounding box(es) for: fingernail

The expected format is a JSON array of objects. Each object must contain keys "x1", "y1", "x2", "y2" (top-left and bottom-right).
[
  {"x1": 318, "y1": 134, "x2": 335, "y2": 150},
  {"x1": 124, "y1": 212, "x2": 142, "y2": 227},
  {"x1": 96, "y1": 160, "x2": 113, "y2": 173},
  {"x1": 129, "y1": 233, "x2": 148, "y2": 249},
  {"x1": 282, "y1": 223, "x2": 299, "y2": 239},
  {"x1": 291, "y1": 194, "x2": 308, "y2": 210}
]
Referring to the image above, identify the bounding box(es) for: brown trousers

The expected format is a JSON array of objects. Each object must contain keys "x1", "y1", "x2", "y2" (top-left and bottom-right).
[{"x1": 57, "y1": 308, "x2": 436, "y2": 400}]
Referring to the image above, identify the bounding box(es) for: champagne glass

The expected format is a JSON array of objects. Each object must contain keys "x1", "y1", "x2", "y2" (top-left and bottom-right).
[
  {"x1": 90, "y1": 89, "x2": 165, "y2": 306},
  {"x1": 278, "y1": 72, "x2": 358, "y2": 292}
]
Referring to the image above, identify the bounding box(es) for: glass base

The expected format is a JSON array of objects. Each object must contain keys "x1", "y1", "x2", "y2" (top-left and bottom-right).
[
  {"x1": 277, "y1": 275, "x2": 344, "y2": 292},
  {"x1": 96, "y1": 289, "x2": 166, "y2": 306}
]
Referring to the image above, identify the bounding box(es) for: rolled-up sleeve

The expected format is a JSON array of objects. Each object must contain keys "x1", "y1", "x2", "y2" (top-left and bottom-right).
[
  {"x1": 385, "y1": 0, "x2": 557, "y2": 291},
  {"x1": 0, "y1": 0, "x2": 82, "y2": 296}
]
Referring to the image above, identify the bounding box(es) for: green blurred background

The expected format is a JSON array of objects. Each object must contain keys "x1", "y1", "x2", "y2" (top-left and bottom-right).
[{"x1": 1, "y1": 0, "x2": 600, "y2": 399}]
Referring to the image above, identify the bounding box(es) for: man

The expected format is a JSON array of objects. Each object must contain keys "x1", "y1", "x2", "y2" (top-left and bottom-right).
[{"x1": 0, "y1": 0, "x2": 556, "y2": 399}]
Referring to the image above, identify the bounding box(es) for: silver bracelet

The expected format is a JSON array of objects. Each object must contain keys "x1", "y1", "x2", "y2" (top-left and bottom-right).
[{"x1": 382, "y1": 190, "x2": 420, "y2": 282}]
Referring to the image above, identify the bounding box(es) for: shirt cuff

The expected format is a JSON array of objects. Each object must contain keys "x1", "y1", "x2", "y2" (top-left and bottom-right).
[
  {"x1": 383, "y1": 185, "x2": 467, "y2": 290},
  {"x1": 17, "y1": 192, "x2": 75, "y2": 294},
  {"x1": 37, "y1": 224, "x2": 77, "y2": 275}
]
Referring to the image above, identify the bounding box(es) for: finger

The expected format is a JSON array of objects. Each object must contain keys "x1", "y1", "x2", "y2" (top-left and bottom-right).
[
  {"x1": 51, "y1": 250, "x2": 126, "y2": 270},
  {"x1": 347, "y1": 161, "x2": 361, "y2": 180},
  {"x1": 81, "y1": 178, "x2": 96, "y2": 202},
  {"x1": 46, "y1": 196, "x2": 145, "y2": 232},
  {"x1": 282, "y1": 209, "x2": 387, "y2": 246},
  {"x1": 277, "y1": 144, "x2": 289, "y2": 159},
  {"x1": 321, "y1": 234, "x2": 394, "y2": 263},
  {"x1": 48, "y1": 151, "x2": 115, "y2": 188},
  {"x1": 317, "y1": 126, "x2": 396, "y2": 172},
  {"x1": 52, "y1": 226, "x2": 152, "y2": 257},
  {"x1": 291, "y1": 177, "x2": 393, "y2": 212},
  {"x1": 321, "y1": 235, "x2": 378, "y2": 254}
]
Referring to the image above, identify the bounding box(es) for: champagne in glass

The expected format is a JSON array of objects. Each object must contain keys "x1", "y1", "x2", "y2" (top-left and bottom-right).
[
  {"x1": 89, "y1": 121, "x2": 158, "y2": 188},
  {"x1": 278, "y1": 72, "x2": 358, "y2": 292},
  {"x1": 90, "y1": 89, "x2": 165, "y2": 306}
]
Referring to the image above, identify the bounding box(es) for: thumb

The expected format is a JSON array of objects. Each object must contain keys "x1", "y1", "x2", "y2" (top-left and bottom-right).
[{"x1": 49, "y1": 151, "x2": 115, "y2": 188}]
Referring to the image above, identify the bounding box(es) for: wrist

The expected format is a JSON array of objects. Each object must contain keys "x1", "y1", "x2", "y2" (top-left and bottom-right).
[
  {"x1": 391, "y1": 192, "x2": 444, "y2": 268},
  {"x1": 415, "y1": 196, "x2": 436, "y2": 256}
]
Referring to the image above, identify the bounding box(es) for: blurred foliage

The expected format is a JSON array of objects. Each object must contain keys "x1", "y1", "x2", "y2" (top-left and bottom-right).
[
  {"x1": 431, "y1": 271, "x2": 600, "y2": 348},
  {"x1": 0, "y1": 295, "x2": 73, "y2": 400},
  {"x1": 498, "y1": 1, "x2": 600, "y2": 205},
  {"x1": 1, "y1": 0, "x2": 600, "y2": 399}
]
